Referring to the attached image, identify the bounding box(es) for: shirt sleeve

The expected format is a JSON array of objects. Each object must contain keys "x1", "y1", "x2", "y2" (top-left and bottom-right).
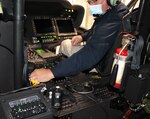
[{"x1": 81, "y1": 26, "x2": 93, "y2": 41}]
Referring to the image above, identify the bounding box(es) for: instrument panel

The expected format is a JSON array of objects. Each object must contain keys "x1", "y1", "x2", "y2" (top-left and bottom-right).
[{"x1": 0, "y1": 74, "x2": 118, "y2": 119}]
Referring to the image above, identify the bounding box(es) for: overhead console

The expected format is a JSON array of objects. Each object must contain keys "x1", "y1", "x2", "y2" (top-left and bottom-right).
[{"x1": 25, "y1": 0, "x2": 72, "y2": 16}]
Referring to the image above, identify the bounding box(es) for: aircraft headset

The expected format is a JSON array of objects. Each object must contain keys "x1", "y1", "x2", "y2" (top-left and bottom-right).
[{"x1": 107, "y1": 0, "x2": 121, "y2": 7}]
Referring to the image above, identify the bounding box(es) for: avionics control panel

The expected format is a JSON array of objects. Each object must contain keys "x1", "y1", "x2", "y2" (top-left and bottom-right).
[
  {"x1": 25, "y1": 16, "x2": 77, "y2": 45},
  {"x1": 0, "y1": 85, "x2": 53, "y2": 119}
]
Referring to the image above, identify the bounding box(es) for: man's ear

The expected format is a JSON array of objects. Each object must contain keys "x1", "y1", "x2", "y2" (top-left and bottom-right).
[{"x1": 102, "y1": 0, "x2": 109, "y2": 12}]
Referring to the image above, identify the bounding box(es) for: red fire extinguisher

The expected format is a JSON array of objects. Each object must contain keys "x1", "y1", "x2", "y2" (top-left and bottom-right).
[
  {"x1": 110, "y1": 32, "x2": 136, "y2": 91},
  {"x1": 110, "y1": 47, "x2": 129, "y2": 90}
]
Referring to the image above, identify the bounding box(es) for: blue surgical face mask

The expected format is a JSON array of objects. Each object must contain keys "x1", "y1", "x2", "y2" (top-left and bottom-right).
[{"x1": 89, "y1": 4, "x2": 104, "y2": 15}]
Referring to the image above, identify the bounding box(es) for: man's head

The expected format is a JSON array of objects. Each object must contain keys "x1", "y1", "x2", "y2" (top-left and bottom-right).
[
  {"x1": 88, "y1": 0, "x2": 120, "y2": 15},
  {"x1": 87, "y1": 0, "x2": 120, "y2": 7}
]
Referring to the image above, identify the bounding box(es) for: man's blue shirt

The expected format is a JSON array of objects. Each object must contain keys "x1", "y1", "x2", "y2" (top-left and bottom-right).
[{"x1": 51, "y1": 2, "x2": 128, "y2": 78}]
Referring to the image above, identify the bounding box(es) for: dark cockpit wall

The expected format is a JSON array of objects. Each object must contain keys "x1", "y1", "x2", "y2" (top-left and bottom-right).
[{"x1": 0, "y1": 0, "x2": 14, "y2": 93}]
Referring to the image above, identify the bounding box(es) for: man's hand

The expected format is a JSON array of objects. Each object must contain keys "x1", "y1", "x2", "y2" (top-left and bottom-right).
[
  {"x1": 71, "y1": 35, "x2": 83, "y2": 46},
  {"x1": 30, "y1": 68, "x2": 54, "y2": 83}
]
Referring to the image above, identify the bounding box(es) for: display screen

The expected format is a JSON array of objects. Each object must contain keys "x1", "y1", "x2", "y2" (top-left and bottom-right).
[
  {"x1": 35, "y1": 48, "x2": 46, "y2": 54},
  {"x1": 55, "y1": 18, "x2": 77, "y2": 36},
  {"x1": 33, "y1": 18, "x2": 55, "y2": 35}
]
